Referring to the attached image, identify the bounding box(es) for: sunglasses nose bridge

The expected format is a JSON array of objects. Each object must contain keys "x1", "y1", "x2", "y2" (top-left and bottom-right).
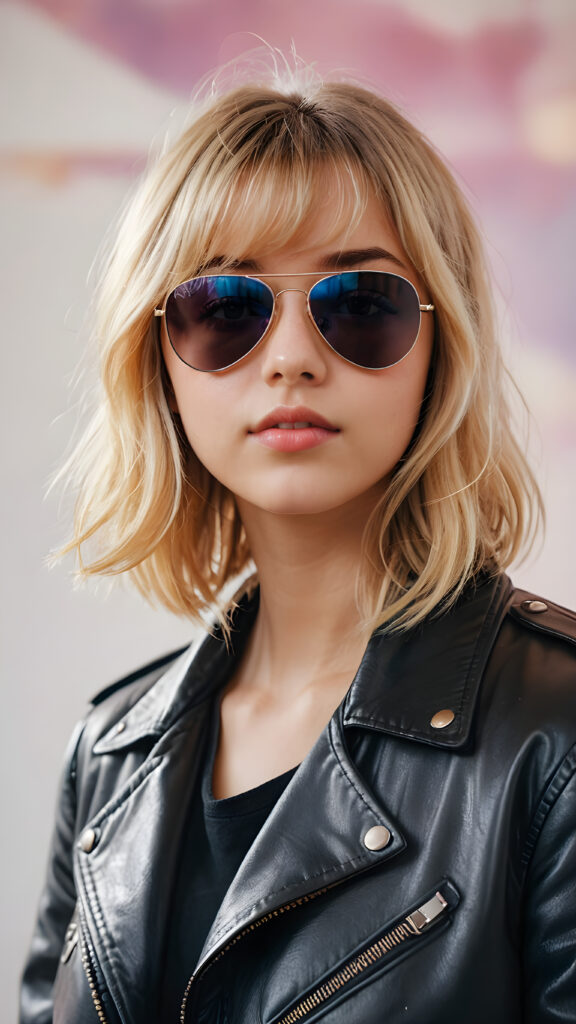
[
  {"x1": 269, "y1": 285, "x2": 315, "y2": 328},
  {"x1": 273, "y1": 286, "x2": 309, "y2": 299}
]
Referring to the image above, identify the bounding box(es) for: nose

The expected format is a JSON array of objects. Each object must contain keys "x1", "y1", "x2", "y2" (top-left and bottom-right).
[{"x1": 258, "y1": 289, "x2": 329, "y2": 386}]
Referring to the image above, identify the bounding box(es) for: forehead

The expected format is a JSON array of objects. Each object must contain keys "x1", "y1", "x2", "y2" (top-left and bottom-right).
[
  {"x1": 199, "y1": 159, "x2": 389, "y2": 268},
  {"x1": 201, "y1": 198, "x2": 413, "y2": 294}
]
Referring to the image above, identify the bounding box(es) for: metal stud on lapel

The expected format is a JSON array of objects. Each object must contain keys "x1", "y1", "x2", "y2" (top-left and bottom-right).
[
  {"x1": 430, "y1": 709, "x2": 455, "y2": 729},
  {"x1": 363, "y1": 825, "x2": 391, "y2": 851}
]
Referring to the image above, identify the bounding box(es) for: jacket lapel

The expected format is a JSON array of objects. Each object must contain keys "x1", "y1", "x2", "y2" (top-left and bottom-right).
[
  {"x1": 195, "y1": 706, "x2": 407, "y2": 974},
  {"x1": 73, "y1": 572, "x2": 512, "y2": 1019},
  {"x1": 343, "y1": 572, "x2": 512, "y2": 746},
  {"x1": 74, "y1": 697, "x2": 213, "y2": 1024},
  {"x1": 73, "y1": 619, "x2": 250, "y2": 1024},
  {"x1": 195, "y1": 572, "x2": 512, "y2": 972}
]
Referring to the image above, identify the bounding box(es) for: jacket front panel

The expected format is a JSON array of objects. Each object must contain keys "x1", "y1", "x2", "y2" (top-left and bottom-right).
[{"x1": 20, "y1": 575, "x2": 576, "y2": 1023}]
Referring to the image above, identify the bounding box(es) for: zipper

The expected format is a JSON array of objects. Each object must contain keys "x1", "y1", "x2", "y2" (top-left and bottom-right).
[
  {"x1": 79, "y1": 920, "x2": 111, "y2": 1024},
  {"x1": 180, "y1": 887, "x2": 328, "y2": 1022},
  {"x1": 59, "y1": 905, "x2": 111, "y2": 1022},
  {"x1": 275, "y1": 890, "x2": 449, "y2": 1023}
]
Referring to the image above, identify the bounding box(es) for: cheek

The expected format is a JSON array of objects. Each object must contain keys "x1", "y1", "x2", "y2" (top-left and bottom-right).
[
  {"x1": 370, "y1": 336, "x2": 432, "y2": 444},
  {"x1": 163, "y1": 352, "x2": 208, "y2": 455},
  {"x1": 172, "y1": 384, "x2": 225, "y2": 458},
  {"x1": 163, "y1": 334, "x2": 215, "y2": 429},
  {"x1": 164, "y1": 357, "x2": 245, "y2": 478}
]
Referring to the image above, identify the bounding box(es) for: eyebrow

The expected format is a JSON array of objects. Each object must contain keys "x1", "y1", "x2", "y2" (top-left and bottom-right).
[
  {"x1": 202, "y1": 247, "x2": 408, "y2": 274},
  {"x1": 319, "y1": 247, "x2": 408, "y2": 271}
]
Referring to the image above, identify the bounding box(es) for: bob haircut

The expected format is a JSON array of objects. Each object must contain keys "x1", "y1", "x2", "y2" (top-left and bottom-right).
[{"x1": 58, "y1": 65, "x2": 542, "y2": 634}]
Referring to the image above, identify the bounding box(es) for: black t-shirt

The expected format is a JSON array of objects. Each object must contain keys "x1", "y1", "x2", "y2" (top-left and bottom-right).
[{"x1": 160, "y1": 700, "x2": 297, "y2": 1017}]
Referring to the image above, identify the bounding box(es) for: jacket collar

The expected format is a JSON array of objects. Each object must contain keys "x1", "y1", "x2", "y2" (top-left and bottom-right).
[
  {"x1": 95, "y1": 572, "x2": 513, "y2": 757},
  {"x1": 80, "y1": 571, "x2": 513, "y2": 1016},
  {"x1": 343, "y1": 571, "x2": 512, "y2": 748}
]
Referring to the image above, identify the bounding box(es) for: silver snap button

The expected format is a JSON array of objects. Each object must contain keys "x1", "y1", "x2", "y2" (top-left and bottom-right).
[
  {"x1": 363, "y1": 825, "x2": 391, "y2": 851},
  {"x1": 430, "y1": 709, "x2": 455, "y2": 729},
  {"x1": 79, "y1": 828, "x2": 97, "y2": 853},
  {"x1": 521, "y1": 599, "x2": 548, "y2": 614},
  {"x1": 116, "y1": 721, "x2": 126, "y2": 733}
]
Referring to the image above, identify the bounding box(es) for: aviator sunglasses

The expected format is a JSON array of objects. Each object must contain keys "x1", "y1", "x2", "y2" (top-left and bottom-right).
[{"x1": 154, "y1": 270, "x2": 434, "y2": 373}]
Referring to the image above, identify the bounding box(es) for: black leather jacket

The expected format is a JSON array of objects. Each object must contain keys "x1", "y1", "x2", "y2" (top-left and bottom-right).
[{"x1": 20, "y1": 575, "x2": 576, "y2": 1023}]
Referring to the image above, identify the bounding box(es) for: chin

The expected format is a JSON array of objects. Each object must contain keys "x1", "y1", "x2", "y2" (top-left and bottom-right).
[
  {"x1": 239, "y1": 485, "x2": 375, "y2": 520},
  {"x1": 246, "y1": 496, "x2": 334, "y2": 517}
]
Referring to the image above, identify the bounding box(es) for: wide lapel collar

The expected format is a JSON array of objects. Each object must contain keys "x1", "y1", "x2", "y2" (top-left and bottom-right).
[
  {"x1": 91, "y1": 572, "x2": 510, "y2": 760},
  {"x1": 74, "y1": 573, "x2": 512, "y2": 1014},
  {"x1": 195, "y1": 573, "x2": 512, "y2": 974},
  {"x1": 75, "y1": 700, "x2": 212, "y2": 1024},
  {"x1": 93, "y1": 596, "x2": 259, "y2": 756},
  {"x1": 343, "y1": 572, "x2": 513, "y2": 747},
  {"x1": 196, "y1": 705, "x2": 407, "y2": 975},
  {"x1": 74, "y1": 601, "x2": 259, "y2": 1024}
]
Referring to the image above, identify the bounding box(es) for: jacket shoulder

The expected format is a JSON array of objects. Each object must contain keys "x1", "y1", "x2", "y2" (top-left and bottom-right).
[
  {"x1": 80, "y1": 644, "x2": 192, "y2": 748},
  {"x1": 508, "y1": 590, "x2": 576, "y2": 649},
  {"x1": 67, "y1": 644, "x2": 194, "y2": 816},
  {"x1": 90, "y1": 645, "x2": 190, "y2": 707}
]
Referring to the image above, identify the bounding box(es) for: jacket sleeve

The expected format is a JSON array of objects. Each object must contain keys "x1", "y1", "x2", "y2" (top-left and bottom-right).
[
  {"x1": 523, "y1": 746, "x2": 576, "y2": 1021},
  {"x1": 19, "y1": 720, "x2": 85, "y2": 1024}
]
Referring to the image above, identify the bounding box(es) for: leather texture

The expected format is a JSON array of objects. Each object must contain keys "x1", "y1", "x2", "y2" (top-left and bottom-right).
[{"x1": 20, "y1": 574, "x2": 576, "y2": 1023}]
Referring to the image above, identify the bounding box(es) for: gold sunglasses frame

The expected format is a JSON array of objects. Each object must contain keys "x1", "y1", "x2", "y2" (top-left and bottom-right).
[{"x1": 154, "y1": 270, "x2": 434, "y2": 372}]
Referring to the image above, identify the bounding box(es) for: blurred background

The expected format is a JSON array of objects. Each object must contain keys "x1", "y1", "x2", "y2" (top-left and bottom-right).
[{"x1": 2, "y1": 0, "x2": 575, "y2": 1015}]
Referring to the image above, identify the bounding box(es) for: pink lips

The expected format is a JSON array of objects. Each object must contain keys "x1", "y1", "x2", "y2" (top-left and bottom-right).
[{"x1": 249, "y1": 406, "x2": 340, "y2": 452}]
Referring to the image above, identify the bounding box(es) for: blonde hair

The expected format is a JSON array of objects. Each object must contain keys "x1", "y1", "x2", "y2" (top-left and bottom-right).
[{"x1": 57, "y1": 64, "x2": 543, "y2": 633}]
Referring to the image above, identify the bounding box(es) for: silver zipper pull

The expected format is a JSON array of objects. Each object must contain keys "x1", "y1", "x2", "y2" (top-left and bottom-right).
[
  {"x1": 60, "y1": 921, "x2": 79, "y2": 963},
  {"x1": 406, "y1": 891, "x2": 448, "y2": 933}
]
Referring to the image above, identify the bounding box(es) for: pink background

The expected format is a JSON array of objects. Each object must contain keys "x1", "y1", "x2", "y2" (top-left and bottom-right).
[{"x1": 1, "y1": 1, "x2": 575, "y2": 1012}]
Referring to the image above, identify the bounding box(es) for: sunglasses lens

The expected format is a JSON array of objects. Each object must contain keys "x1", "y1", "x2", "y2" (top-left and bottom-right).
[
  {"x1": 165, "y1": 276, "x2": 273, "y2": 371},
  {"x1": 309, "y1": 272, "x2": 421, "y2": 369}
]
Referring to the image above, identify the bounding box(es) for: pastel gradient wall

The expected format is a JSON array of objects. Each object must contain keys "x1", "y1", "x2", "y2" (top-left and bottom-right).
[{"x1": 2, "y1": 1, "x2": 575, "y2": 1014}]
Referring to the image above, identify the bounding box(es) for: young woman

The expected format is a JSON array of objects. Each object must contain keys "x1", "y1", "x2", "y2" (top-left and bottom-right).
[{"x1": 21, "y1": 66, "x2": 576, "y2": 1023}]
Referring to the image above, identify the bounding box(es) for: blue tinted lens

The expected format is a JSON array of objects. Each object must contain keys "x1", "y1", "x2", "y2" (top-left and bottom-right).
[
  {"x1": 164, "y1": 271, "x2": 422, "y2": 372},
  {"x1": 309, "y1": 271, "x2": 421, "y2": 369},
  {"x1": 165, "y1": 275, "x2": 274, "y2": 371}
]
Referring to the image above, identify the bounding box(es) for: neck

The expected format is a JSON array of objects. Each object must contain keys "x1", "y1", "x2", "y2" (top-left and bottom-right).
[{"x1": 235, "y1": 495, "x2": 377, "y2": 697}]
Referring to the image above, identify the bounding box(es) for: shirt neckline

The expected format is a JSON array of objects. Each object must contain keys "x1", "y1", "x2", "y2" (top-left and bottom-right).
[{"x1": 202, "y1": 698, "x2": 299, "y2": 817}]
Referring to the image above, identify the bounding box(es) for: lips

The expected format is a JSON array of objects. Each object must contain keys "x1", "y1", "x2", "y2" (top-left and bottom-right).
[
  {"x1": 276, "y1": 421, "x2": 316, "y2": 429},
  {"x1": 250, "y1": 406, "x2": 339, "y2": 434},
  {"x1": 249, "y1": 406, "x2": 340, "y2": 453}
]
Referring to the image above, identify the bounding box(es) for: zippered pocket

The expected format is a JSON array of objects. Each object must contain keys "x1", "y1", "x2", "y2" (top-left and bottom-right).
[{"x1": 273, "y1": 880, "x2": 459, "y2": 1024}]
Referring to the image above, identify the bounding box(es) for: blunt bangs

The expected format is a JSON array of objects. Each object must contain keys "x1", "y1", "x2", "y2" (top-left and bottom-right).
[
  {"x1": 160, "y1": 98, "x2": 377, "y2": 286},
  {"x1": 200, "y1": 157, "x2": 372, "y2": 269}
]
